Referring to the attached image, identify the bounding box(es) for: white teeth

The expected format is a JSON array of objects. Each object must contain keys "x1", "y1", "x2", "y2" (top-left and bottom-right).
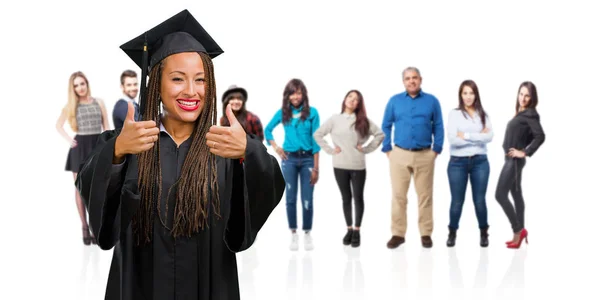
[{"x1": 178, "y1": 100, "x2": 197, "y2": 106}]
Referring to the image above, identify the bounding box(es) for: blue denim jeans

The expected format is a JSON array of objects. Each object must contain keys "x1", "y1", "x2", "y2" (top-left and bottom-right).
[
  {"x1": 447, "y1": 154, "x2": 490, "y2": 230},
  {"x1": 281, "y1": 151, "x2": 314, "y2": 231}
]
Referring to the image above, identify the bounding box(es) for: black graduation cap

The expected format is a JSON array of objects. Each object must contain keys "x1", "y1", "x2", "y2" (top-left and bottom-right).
[{"x1": 120, "y1": 9, "x2": 224, "y2": 115}]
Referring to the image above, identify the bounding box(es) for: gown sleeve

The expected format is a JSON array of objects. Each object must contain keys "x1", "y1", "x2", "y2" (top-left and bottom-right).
[
  {"x1": 75, "y1": 130, "x2": 141, "y2": 250},
  {"x1": 224, "y1": 134, "x2": 285, "y2": 252}
]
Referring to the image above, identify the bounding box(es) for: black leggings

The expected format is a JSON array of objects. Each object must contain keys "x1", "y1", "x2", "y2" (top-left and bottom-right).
[
  {"x1": 333, "y1": 168, "x2": 366, "y2": 227},
  {"x1": 495, "y1": 157, "x2": 527, "y2": 233}
]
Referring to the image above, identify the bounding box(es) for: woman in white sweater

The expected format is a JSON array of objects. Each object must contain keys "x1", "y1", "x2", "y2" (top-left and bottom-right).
[{"x1": 313, "y1": 90, "x2": 384, "y2": 247}]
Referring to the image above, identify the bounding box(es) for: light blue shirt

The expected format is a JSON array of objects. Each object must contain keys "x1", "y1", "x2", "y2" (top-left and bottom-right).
[
  {"x1": 264, "y1": 105, "x2": 321, "y2": 154},
  {"x1": 446, "y1": 109, "x2": 493, "y2": 157}
]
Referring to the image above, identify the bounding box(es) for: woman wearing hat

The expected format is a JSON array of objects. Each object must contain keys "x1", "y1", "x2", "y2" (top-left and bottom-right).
[
  {"x1": 220, "y1": 85, "x2": 264, "y2": 142},
  {"x1": 75, "y1": 9, "x2": 285, "y2": 300}
]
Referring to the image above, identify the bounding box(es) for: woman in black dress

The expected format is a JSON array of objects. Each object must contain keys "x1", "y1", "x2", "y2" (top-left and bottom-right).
[
  {"x1": 56, "y1": 71, "x2": 110, "y2": 245},
  {"x1": 75, "y1": 9, "x2": 285, "y2": 300},
  {"x1": 495, "y1": 81, "x2": 545, "y2": 249}
]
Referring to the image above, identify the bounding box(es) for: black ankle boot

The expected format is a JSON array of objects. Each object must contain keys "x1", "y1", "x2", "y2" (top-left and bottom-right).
[
  {"x1": 446, "y1": 229, "x2": 457, "y2": 247},
  {"x1": 343, "y1": 229, "x2": 353, "y2": 245},
  {"x1": 351, "y1": 230, "x2": 360, "y2": 247},
  {"x1": 480, "y1": 227, "x2": 489, "y2": 247}
]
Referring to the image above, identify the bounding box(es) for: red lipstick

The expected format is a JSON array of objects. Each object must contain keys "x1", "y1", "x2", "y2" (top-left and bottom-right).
[{"x1": 176, "y1": 99, "x2": 200, "y2": 111}]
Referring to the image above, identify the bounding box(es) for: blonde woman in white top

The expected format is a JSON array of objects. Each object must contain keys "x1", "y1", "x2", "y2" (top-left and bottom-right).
[{"x1": 313, "y1": 90, "x2": 384, "y2": 247}]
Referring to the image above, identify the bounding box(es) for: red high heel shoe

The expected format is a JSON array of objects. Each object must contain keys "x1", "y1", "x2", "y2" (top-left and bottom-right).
[{"x1": 507, "y1": 228, "x2": 528, "y2": 249}]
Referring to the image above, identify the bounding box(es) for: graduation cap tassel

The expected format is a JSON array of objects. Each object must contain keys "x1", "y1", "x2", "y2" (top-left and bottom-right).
[{"x1": 140, "y1": 35, "x2": 149, "y2": 120}]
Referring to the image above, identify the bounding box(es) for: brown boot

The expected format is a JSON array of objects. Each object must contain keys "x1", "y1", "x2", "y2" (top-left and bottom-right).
[
  {"x1": 387, "y1": 236, "x2": 405, "y2": 249},
  {"x1": 421, "y1": 236, "x2": 433, "y2": 248}
]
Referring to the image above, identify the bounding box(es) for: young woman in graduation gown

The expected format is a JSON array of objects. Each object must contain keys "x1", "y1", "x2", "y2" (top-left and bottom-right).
[{"x1": 75, "y1": 9, "x2": 285, "y2": 300}]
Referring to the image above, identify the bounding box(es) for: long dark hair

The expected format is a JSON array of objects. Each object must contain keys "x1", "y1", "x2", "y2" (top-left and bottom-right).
[
  {"x1": 341, "y1": 90, "x2": 370, "y2": 138},
  {"x1": 220, "y1": 91, "x2": 248, "y2": 130},
  {"x1": 133, "y1": 51, "x2": 220, "y2": 245},
  {"x1": 458, "y1": 80, "x2": 487, "y2": 127},
  {"x1": 515, "y1": 81, "x2": 538, "y2": 115},
  {"x1": 281, "y1": 78, "x2": 310, "y2": 124}
]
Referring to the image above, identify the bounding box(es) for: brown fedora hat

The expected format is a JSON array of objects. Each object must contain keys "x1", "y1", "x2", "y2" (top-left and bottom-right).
[{"x1": 222, "y1": 84, "x2": 248, "y2": 103}]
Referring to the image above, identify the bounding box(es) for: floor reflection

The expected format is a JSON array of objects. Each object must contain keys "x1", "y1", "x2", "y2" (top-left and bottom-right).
[
  {"x1": 448, "y1": 247, "x2": 465, "y2": 300},
  {"x1": 342, "y1": 247, "x2": 364, "y2": 300},
  {"x1": 71, "y1": 235, "x2": 529, "y2": 300},
  {"x1": 417, "y1": 248, "x2": 434, "y2": 300},
  {"x1": 238, "y1": 245, "x2": 259, "y2": 300},
  {"x1": 302, "y1": 253, "x2": 313, "y2": 299},
  {"x1": 495, "y1": 249, "x2": 527, "y2": 300},
  {"x1": 474, "y1": 248, "x2": 489, "y2": 289},
  {"x1": 286, "y1": 251, "x2": 313, "y2": 300},
  {"x1": 286, "y1": 252, "x2": 298, "y2": 300},
  {"x1": 447, "y1": 247, "x2": 490, "y2": 299},
  {"x1": 76, "y1": 245, "x2": 102, "y2": 300},
  {"x1": 390, "y1": 247, "x2": 408, "y2": 288}
]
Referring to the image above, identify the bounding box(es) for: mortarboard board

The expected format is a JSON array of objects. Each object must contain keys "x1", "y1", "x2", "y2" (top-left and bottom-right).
[{"x1": 119, "y1": 9, "x2": 224, "y2": 115}]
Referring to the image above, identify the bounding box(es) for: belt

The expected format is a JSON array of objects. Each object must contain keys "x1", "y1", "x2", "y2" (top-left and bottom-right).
[
  {"x1": 451, "y1": 154, "x2": 484, "y2": 159},
  {"x1": 287, "y1": 150, "x2": 312, "y2": 156},
  {"x1": 397, "y1": 145, "x2": 429, "y2": 152}
]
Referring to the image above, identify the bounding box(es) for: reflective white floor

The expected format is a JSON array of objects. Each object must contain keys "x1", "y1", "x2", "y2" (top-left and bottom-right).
[
  {"x1": 8, "y1": 161, "x2": 598, "y2": 300},
  {"x1": 19, "y1": 227, "x2": 596, "y2": 300}
]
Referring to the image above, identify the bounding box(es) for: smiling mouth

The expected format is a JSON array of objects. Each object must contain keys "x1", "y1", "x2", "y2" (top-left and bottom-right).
[{"x1": 177, "y1": 99, "x2": 200, "y2": 111}]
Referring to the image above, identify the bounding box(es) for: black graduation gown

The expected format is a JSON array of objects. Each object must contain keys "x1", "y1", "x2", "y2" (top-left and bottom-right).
[{"x1": 75, "y1": 129, "x2": 285, "y2": 300}]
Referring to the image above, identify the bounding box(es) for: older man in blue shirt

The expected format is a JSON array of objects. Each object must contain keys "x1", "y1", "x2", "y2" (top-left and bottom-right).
[{"x1": 382, "y1": 67, "x2": 444, "y2": 249}]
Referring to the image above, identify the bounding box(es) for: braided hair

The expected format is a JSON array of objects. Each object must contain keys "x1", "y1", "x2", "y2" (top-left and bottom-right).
[{"x1": 132, "y1": 51, "x2": 220, "y2": 245}]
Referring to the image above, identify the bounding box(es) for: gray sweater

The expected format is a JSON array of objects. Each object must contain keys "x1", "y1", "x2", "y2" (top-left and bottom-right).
[{"x1": 313, "y1": 112, "x2": 385, "y2": 170}]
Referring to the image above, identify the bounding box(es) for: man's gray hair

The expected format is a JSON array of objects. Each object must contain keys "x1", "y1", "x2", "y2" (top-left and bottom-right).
[{"x1": 402, "y1": 66, "x2": 421, "y2": 78}]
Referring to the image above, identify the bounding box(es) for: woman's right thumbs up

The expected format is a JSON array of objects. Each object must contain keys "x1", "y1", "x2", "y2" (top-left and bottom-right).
[{"x1": 113, "y1": 101, "x2": 160, "y2": 162}]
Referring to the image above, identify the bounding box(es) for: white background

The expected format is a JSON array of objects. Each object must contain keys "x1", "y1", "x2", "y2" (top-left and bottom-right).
[{"x1": 1, "y1": 0, "x2": 599, "y2": 299}]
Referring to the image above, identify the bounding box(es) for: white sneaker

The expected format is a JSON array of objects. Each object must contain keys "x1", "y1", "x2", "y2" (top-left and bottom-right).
[
  {"x1": 304, "y1": 232, "x2": 314, "y2": 251},
  {"x1": 290, "y1": 232, "x2": 299, "y2": 251}
]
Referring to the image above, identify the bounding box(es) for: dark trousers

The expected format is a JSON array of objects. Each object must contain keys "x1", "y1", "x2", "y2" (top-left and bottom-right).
[
  {"x1": 333, "y1": 168, "x2": 366, "y2": 227},
  {"x1": 447, "y1": 154, "x2": 490, "y2": 230},
  {"x1": 495, "y1": 156, "x2": 527, "y2": 233}
]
